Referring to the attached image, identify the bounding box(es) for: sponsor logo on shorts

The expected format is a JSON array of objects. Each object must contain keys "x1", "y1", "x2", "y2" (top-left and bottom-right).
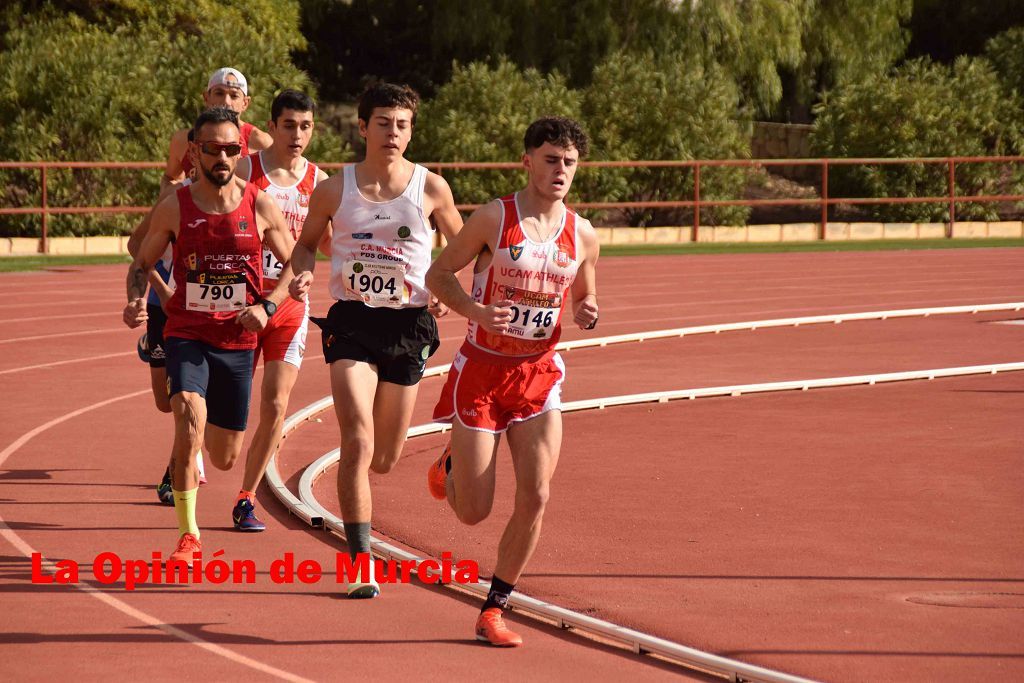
[
  {"x1": 397, "y1": 225, "x2": 411, "y2": 239},
  {"x1": 420, "y1": 345, "x2": 430, "y2": 360},
  {"x1": 324, "y1": 333, "x2": 335, "y2": 348},
  {"x1": 461, "y1": 408, "x2": 478, "y2": 417},
  {"x1": 509, "y1": 243, "x2": 524, "y2": 261},
  {"x1": 352, "y1": 232, "x2": 373, "y2": 240}
]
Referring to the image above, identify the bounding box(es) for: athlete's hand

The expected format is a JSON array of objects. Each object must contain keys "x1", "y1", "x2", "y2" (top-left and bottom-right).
[
  {"x1": 123, "y1": 298, "x2": 148, "y2": 329},
  {"x1": 427, "y1": 296, "x2": 449, "y2": 319},
  {"x1": 474, "y1": 299, "x2": 514, "y2": 334},
  {"x1": 574, "y1": 295, "x2": 599, "y2": 330},
  {"x1": 290, "y1": 271, "x2": 313, "y2": 301},
  {"x1": 237, "y1": 305, "x2": 268, "y2": 332}
]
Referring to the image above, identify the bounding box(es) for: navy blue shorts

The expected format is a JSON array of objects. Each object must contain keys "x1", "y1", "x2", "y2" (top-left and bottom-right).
[
  {"x1": 165, "y1": 337, "x2": 254, "y2": 431},
  {"x1": 145, "y1": 304, "x2": 168, "y2": 368},
  {"x1": 311, "y1": 300, "x2": 439, "y2": 386}
]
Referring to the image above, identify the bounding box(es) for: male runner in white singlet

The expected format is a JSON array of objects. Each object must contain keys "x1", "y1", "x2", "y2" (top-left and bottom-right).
[{"x1": 286, "y1": 82, "x2": 463, "y2": 597}]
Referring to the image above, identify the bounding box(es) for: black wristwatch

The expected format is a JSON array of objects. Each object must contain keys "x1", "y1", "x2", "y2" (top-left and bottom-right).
[{"x1": 260, "y1": 299, "x2": 277, "y2": 318}]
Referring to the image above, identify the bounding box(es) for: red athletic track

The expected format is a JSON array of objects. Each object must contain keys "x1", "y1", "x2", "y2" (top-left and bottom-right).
[{"x1": 1, "y1": 248, "x2": 1021, "y2": 682}]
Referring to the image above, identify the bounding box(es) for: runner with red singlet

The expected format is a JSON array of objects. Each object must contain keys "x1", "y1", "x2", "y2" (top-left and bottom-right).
[
  {"x1": 123, "y1": 107, "x2": 295, "y2": 562},
  {"x1": 161, "y1": 68, "x2": 273, "y2": 191},
  {"x1": 425, "y1": 116, "x2": 601, "y2": 647}
]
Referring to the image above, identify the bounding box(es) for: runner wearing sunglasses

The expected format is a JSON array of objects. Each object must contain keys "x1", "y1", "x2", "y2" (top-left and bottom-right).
[
  {"x1": 128, "y1": 68, "x2": 272, "y2": 504},
  {"x1": 123, "y1": 106, "x2": 296, "y2": 562}
]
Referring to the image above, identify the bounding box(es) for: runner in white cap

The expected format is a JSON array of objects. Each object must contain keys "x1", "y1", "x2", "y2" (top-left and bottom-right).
[{"x1": 161, "y1": 67, "x2": 273, "y2": 191}]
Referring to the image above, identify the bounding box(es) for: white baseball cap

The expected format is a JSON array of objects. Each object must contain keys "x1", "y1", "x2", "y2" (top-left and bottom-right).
[{"x1": 207, "y1": 67, "x2": 248, "y2": 95}]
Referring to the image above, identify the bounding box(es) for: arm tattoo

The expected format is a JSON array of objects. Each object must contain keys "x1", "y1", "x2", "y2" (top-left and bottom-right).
[{"x1": 128, "y1": 266, "x2": 148, "y2": 301}]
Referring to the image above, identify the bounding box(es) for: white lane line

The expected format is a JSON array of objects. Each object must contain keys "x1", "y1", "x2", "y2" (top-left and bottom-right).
[
  {"x1": 0, "y1": 311, "x2": 116, "y2": 324},
  {"x1": 0, "y1": 328, "x2": 125, "y2": 344},
  {"x1": 0, "y1": 351, "x2": 135, "y2": 375},
  {"x1": 0, "y1": 391, "x2": 313, "y2": 683},
  {"x1": 283, "y1": 360, "x2": 1023, "y2": 683}
]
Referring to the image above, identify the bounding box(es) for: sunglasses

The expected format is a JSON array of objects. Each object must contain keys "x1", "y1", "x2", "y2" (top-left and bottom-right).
[{"x1": 195, "y1": 141, "x2": 242, "y2": 157}]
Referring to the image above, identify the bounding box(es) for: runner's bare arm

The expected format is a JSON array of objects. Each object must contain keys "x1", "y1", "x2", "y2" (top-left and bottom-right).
[
  {"x1": 123, "y1": 196, "x2": 178, "y2": 328},
  {"x1": 235, "y1": 155, "x2": 252, "y2": 181},
  {"x1": 161, "y1": 129, "x2": 189, "y2": 190},
  {"x1": 286, "y1": 175, "x2": 341, "y2": 301},
  {"x1": 315, "y1": 168, "x2": 333, "y2": 257},
  {"x1": 570, "y1": 218, "x2": 600, "y2": 330},
  {"x1": 425, "y1": 172, "x2": 463, "y2": 244},
  {"x1": 424, "y1": 173, "x2": 464, "y2": 317},
  {"x1": 426, "y1": 200, "x2": 514, "y2": 333},
  {"x1": 248, "y1": 127, "x2": 274, "y2": 152}
]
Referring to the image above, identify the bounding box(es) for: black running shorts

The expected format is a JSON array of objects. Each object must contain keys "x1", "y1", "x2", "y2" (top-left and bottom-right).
[
  {"x1": 311, "y1": 300, "x2": 439, "y2": 386},
  {"x1": 165, "y1": 336, "x2": 255, "y2": 431},
  {"x1": 145, "y1": 304, "x2": 168, "y2": 368}
]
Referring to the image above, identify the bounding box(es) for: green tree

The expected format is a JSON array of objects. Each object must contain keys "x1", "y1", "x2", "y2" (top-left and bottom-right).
[
  {"x1": 414, "y1": 58, "x2": 581, "y2": 207},
  {"x1": 0, "y1": 1, "x2": 342, "y2": 237},
  {"x1": 582, "y1": 50, "x2": 750, "y2": 227},
  {"x1": 811, "y1": 57, "x2": 1024, "y2": 221},
  {"x1": 985, "y1": 25, "x2": 1024, "y2": 98}
]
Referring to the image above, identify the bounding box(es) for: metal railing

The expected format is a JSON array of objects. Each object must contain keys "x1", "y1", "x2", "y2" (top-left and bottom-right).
[{"x1": 2, "y1": 156, "x2": 1023, "y2": 252}]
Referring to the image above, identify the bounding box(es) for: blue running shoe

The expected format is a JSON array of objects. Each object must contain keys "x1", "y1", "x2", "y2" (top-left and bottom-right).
[
  {"x1": 157, "y1": 467, "x2": 174, "y2": 506},
  {"x1": 232, "y1": 498, "x2": 266, "y2": 532}
]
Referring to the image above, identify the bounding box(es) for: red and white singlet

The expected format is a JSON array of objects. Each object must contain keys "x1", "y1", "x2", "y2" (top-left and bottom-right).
[
  {"x1": 244, "y1": 151, "x2": 320, "y2": 290},
  {"x1": 465, "y1": 193, "x2": 580, "y2": 360},
  {"x1": 181, "y1": 121, "x2": 256, "y2": 178},
  {"x1": 328, "y1": 163, "x2": 433, "y2": 308},
  {"x1": 163, "y1": 182, "x2": 263, "y2": 350}
]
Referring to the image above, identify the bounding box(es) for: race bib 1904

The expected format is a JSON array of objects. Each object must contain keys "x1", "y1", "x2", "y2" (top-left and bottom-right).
[
  {"x1": 500, "y1": 286, "x2": 562, "y2": 340},
  {"x1": 342, "y1": 259, "x2": 406, "y2": 308},
  {"x1": 185, "y1": 271, "x2": 246, "y2": 312}
]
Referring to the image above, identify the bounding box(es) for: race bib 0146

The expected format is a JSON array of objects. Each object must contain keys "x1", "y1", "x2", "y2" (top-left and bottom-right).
[{"x1": 500, "y1": 286, "x2": 562, "y2": 340}]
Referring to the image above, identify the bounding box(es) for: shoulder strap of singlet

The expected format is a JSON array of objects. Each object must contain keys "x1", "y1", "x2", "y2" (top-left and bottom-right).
[
  {"x1": 402, "y1": 164, "x2": 426, "y2": 207},
  {"x1": 497, "y1": 194, "x2": 522, "y2": 249},
  {"x1": 342, "y1": 164, "x2": 357, "y2": 201},
  {"x1": 245, "y1": 152, "x2": 263, "y2": 184}
]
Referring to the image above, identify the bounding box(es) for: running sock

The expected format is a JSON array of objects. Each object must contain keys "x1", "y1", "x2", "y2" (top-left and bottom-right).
[
  {"x1": 482, "y1": 575, "x2": 515, "y2": 612},
  {"x1": 172, "y1": 487, "x2": 200, "y2": 538},
  {"x1": 236, "y1": 489, "x2": 256, "y2": 504},
  {"x1": 343, "y1": 522, "x2": 372, "y2": 562}
]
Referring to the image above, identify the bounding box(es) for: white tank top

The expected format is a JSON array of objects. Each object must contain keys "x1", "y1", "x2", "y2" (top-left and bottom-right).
[
  {"x1": 328, "y1": 163, "x2": 433, "y2": 308},
  {"x1": 245, "y1": 151, "x2": 320, "y2": 287}
]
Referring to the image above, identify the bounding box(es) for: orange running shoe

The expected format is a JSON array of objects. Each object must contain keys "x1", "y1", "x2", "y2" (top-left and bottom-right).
[
  {"x1": 427, "y1": 442, "x2": 452, "y2": 501},
  {"x1": 169, "y1": 533, "x2": 202, "y2": 563},
  {"x1": 475, "y1": 608, "x2": 523, "y2": 647}
]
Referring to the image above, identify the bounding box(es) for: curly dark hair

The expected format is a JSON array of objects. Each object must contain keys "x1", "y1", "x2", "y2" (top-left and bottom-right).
[
  {"x1": 193, "y1": 106, "x2": 239, "y2": 137},
  {"x1": 523, "y1": 116, "x2": 589, "y2": 157},
  {"x1": 357, "y1": 82, "x2": 419, "y2": 125}
]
